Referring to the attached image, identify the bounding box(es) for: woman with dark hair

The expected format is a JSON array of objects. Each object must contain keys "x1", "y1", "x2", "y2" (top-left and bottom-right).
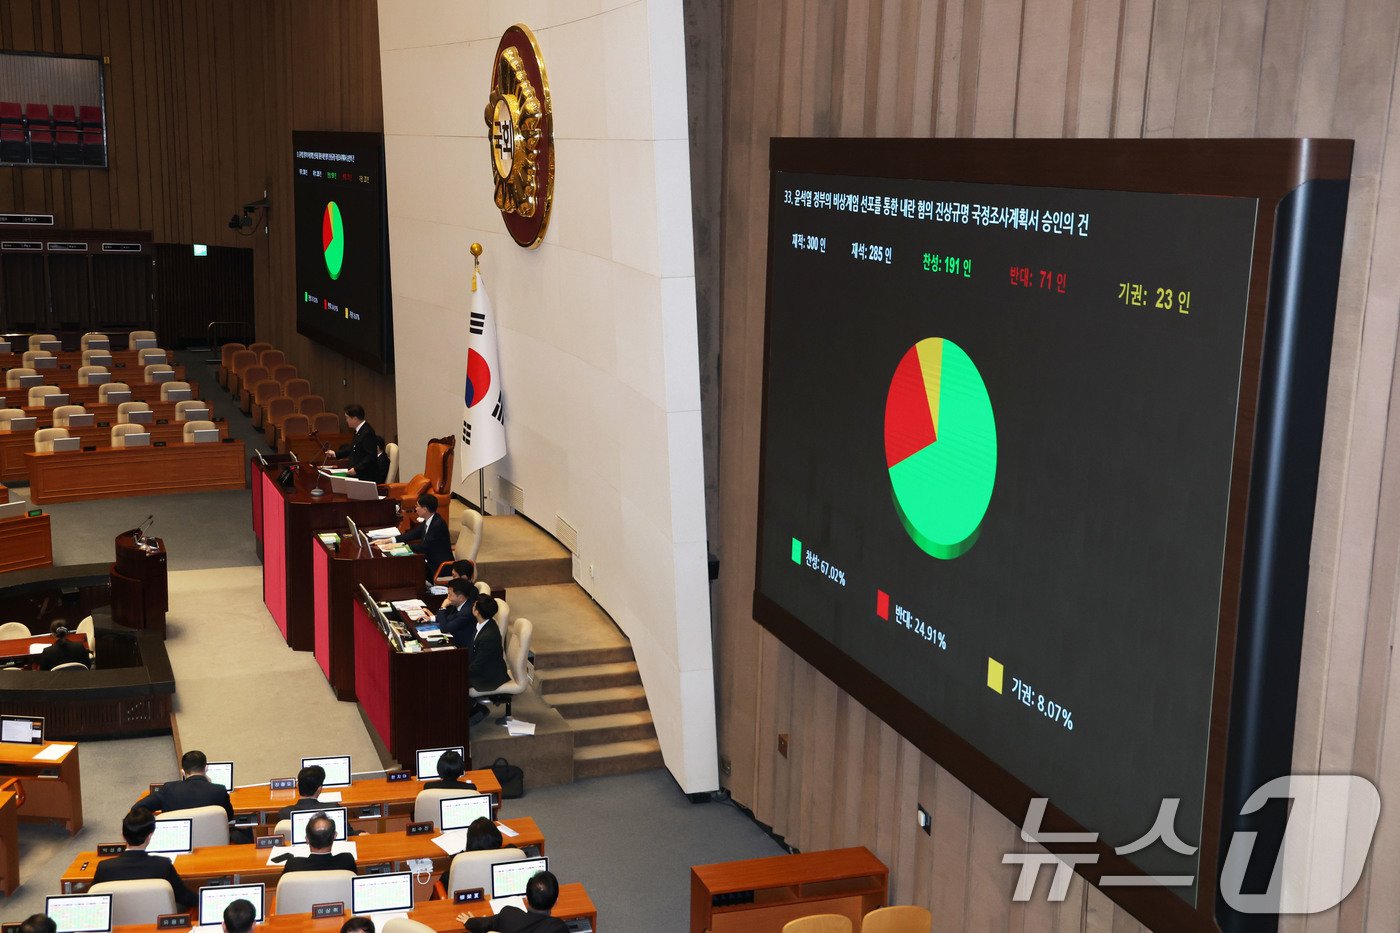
[{"x1": 39, "y1": 619, "x2": 88, "y2": 670}]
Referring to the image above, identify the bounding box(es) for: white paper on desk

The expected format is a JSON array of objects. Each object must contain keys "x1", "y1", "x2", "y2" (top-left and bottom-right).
[
  {"x1": 331, "y1": 841, "x2": 358, "y2": 857},
  {"x1": 27, "y1": 643, "x2": 44, "y2": 655},
  {"x1": 494, "y1": 822, "x2": 519, "y2": 838},
  {"x1": 366, "y1": 526, "x2": 401, "y2": 540},
  {"x1": 265, "y1": 844, "x2": 309, "y2": 862},
  {"x1": 390, "y1": 599, "x2": 427, "y2": 610},
  {"x1": 32, "y1": 743, "x2": 74, "y2": 761},
  {"x1": 489, "y1": 897, "x2": 527, "y2": 915},
  {"x1": 431, "y1": 829, "x2": 467, "y2": 856},
  {"x1": 317, "y1": 791, "x2": 343, "y2": 802}
]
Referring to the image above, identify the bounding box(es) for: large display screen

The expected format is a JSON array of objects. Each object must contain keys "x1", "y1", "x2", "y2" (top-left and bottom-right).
[
  {"x1": 755, "y1": 139, "x2": 1353, "y2": 930},
  {"x1": 293, "y1": 131, "x2": 393, "y2": 372}
]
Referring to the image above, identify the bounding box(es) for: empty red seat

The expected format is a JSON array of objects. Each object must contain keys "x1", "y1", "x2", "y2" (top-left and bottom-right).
[
  {"x1": 28, "y1": 128, "x2": 54, "y2": 163},
  {"x1": 81, "y1": 129, "x2": 104, "y2": 165},
  {"x1": 55, "y1": 130, "x2": 80, "y2": 164},
  {"x1": 0, "y1": 127, "x2": 27, "y2": 163},
  {"x1": 0, "y1": 102, "x2": 21, "y2": 126},
  {"x1": 24, "y1": 103, "x2": 51, "y2": 128},
  {"x1": 78, "y1": 104, "x2": 102, "y2": 127},
  {"x1": 52, "y1": 104, "x2": 77, "y2": 127}
]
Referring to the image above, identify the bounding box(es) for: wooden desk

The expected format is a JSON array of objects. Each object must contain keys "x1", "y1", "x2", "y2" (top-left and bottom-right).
[
  {"x1": 25, "y1": 439, "x2": 247, "y2": 504},
  {"x1": 313, "y1": 534, "x2": 424, "y2": 700},
  {"x1": 0, "y1": 741, "x2": 83, "y2": 833},
  {"x1": 689, "y1": 847, "x2": 888, "y2": 933},
  {"x1": 112, "y1": 530, "x2": 169, "y2": 634},
  {"x1": 97, "y1": 884, "x2": 597, "y2": 933},
  {"x1": 0, "y1": 632, "x2": 87, "y2": 666},
  {"x1": 0, "y1": 421, "x2": 228, "y2": 482},
  {"x1": 355, "y1": 589, "x2": 469, "y2": 767},
  {"x1": 0, "y1": 348, "x2": 172, "y2": 369},
  {"x1": 61, "y1": 818, "x2": 544, "y2": 892},
  {"x1": 0, "y1": 511, "x2": 52, "y2": 572},
  {"x1": 227, "y1": 770, "x2": 503, "y2": 827},
  {"x1": 1, "y1": 371, "x2": 192, "y2": 398},
  {"x1": 0, "y1": 787, "x2": 18, "y2": 895},
  {"x1": 18, "y1": 399, "x2": 192, "y2": 429},
  {"x1": 254, "y1": 459, "x2": 397, "y2": 651}
]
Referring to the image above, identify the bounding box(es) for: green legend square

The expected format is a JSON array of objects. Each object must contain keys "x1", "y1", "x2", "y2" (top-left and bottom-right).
[{"x1": 791, "y1": 538, "x2": 803, "y2": 564}]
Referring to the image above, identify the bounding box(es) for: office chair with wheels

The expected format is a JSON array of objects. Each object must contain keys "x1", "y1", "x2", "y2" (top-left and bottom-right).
[
  {"x1": 81, "y1": 349, "x2": 110, "y2": 367},
  {"x1": 22, "y1": 350, "x2": 54, "y2": 369},
  {"x1": 469, "y1": 618, "x2": 532, "y2": 725},
  {"x1": 26, "y1": 334, "x2": 57, "y2": 351},
  {"x1": 88, "y1": 879, "x2": 176, "y2": 925},
  {"x1": 183, "y1": 420, "x2": 217, "y2": 442},
  {"x1": 455, "y1": 509, "x2": 483, "y2": 563},
  {"x1": 137, "y1": 348, "x2": 167, "y2": 367},
  {"x1": 781, "y1": 916, "x2": 853, "y2": 933},
  {"x1": 272, "y1": 818, "x2": 291, "y2": 839},
  {"x1": 412, "y1": 788, "x2": 486, "y2": 825},
  {"x1": 129, "y1": 330, "x2": 158, "y2": 346},
  {"x1": 861, "y1": 905, "x2": 933, "y2": 933},
  {"x1": 274, "y1": 870, "x2": 354, "y2": 914}
]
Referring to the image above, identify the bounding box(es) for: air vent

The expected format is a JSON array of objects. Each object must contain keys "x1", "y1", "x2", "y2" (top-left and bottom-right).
[
  {"x1": 555, "y1": 515, "x2": 579, "y2": 553},
  {"x1": 497, "y1": 477, "x2": 524, "y2": 514}
]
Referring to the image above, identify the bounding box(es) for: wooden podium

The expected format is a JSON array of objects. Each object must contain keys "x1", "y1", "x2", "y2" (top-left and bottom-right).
[{"x1": 110, "y1": 529, "x2": 168, "y2": 634}]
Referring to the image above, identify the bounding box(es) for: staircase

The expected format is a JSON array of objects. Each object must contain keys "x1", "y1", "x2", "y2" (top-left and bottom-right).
[{"x1": 535, "y1": 645, "x2": 664, "y2": 778}]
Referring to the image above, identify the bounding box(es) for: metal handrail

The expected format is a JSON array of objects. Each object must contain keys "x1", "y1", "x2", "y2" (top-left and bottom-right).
[{"x1": 204, "y1": 320, "x2": 254, "y2": 363}]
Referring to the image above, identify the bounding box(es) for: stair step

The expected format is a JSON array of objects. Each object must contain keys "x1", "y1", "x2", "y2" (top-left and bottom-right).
[
  {"x1": 533, "y1": 645, "x2": 637, "y2": 668},
  {"x1": 548, "y1": 684, "x2": 649, "y2": 718},
  {"x1": 566, "y1": 711, "x2": 657, "y2": 747},
  {"x1": 538, "y1": 661, "x2": 640, "y2": 693},
  {"x1": 573, "y1": 738, "x2": 664, "y2": 778}
]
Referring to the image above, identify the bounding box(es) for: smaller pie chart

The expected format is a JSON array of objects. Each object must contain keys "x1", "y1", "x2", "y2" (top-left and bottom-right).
[
  {"x1": 322, "y1": 201, "x2": 345, "y2": 281},
  {"x1": 884, "y1": 337, "x2": 997, "y2": 559}
]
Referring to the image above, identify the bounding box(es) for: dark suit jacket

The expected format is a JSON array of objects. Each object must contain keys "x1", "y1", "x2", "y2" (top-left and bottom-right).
[
  {"x1": 422, "y1": 777, "x2": 476, "y2": 791},
  {"x1": 272, "y1": 797, "x2": 363, "y2": 836},
  {"x1": 39, "y1": 638, "x2": 89, "y2": 671},
  {"x1": 399, "y1": 514, "x2": 453, "y2": 578},
  {"x1": 469, "y1": 618, "x2": 509, "y2": 693},
  {"x1": 282, "y1": 851, "x2": 357, "y2": 874},
  {"x1": 435, "y1": 602, "x2": 474, "y2": 646},
  {"x1": 465, "y1": 907, "x2": 568, "y2": 933},
  {"x1": 363, "y1": 450, "x2": 391, "y2": 484},
  {"x1": 336, "y1": 422, "x2": 378, "y2": 478},
  {"x1": 135, "y1": 775, "x2": 234, "y2": 820},
  {"x1": 91, "y1": 849, "x2": 196, "y2": 907}
]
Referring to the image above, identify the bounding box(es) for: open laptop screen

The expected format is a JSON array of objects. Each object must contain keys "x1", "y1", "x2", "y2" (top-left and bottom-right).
[
  {"x1": 300, "y1": 755, "x2": 351, "y2": 787},
  {"x1": 415, "y1": 746, "x2": 466, "y2": 780},
  {"x1": 45, "y1": 894, "x2": 112, "y2": 933},
  {"x1": 491, "y1": 856, "x2": 549, "y2": 899},
  {"x1": 197, "y1": 884, "x2": 265, "y2": 926},
  {"x1": 0, "y1": 714, "x2": 44, "y2": 744},
  {"x1": 351, "y1": 871, "x2": 413, "y2": 914},
  {"x1": 290, "y1": 807, "x2": 348, "y2": 844}
]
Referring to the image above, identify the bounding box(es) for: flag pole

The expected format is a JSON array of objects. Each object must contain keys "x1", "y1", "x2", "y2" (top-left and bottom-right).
[{"x1": 470, "y1": 242, "x2": 486, "y2": 515}]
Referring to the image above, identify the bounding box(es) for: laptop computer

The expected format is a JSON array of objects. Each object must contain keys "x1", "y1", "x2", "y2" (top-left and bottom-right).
[
  {"x1": 440, "y1": 794, "x2": 492, "y2": 831},
  {"x1": 196, "y1": 884, "x2": 264, "y2": 930},
  {"x1": 147, "y1": 818, "x2": 194, "y2": 856},
  {"x1": 350, "y1": 871, "x2": 413, "y2": 923},
  {"x1": 204, "y1": 761, "x2": 234, "y2": 791},
  {"x1": 0, "y1": 714, "x2": 44, "y2": 744},
  {"x1": 415, "y1": 746, "x2": 467, "y2": 780},
  {"x1": 44, "y1": 894, "x2": 112, "y2": 933},
  {"x1": 301, "y1": 754, "x2": 352, "y2": 787},
  {"x1": 290, "y1": 806, "x2": 349, "y2": 844}
]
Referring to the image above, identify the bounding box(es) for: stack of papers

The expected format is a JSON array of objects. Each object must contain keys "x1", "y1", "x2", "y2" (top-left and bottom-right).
[
  {"x1": 367, "y1": 526, "x2": 401, "y2": 540},
  {"x1": 504, "y1": 719, "x2": 536, "y2": 737},
  {"x1": 431, "y1": 829, "x2": 468, "y2": 856},
  {"x1": 33, "y1": 743, "x2": 74, "y2": 761}
]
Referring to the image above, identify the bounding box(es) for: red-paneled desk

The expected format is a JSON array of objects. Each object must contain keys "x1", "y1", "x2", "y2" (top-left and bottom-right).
[{"x1": 254, "y1": 459, "x2": 396, "y2": 651}]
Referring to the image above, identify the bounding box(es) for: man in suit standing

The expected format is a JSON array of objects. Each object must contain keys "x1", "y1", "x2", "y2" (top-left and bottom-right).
[
  {"x1": 38, "y1": 620, "x2": 88, "y2": 670},
  {"x1": 281, "y1": 813, "x2": 357, "y2": 874},
  {"x1": 458, "y1": 870, "x2": 568, "y2": 933},
  {"x1": 92, "y1": 807, "x2": 197, "y2": 907},
  {"x1": 468, "y1": 596, "x2": 510, "y2": 726},
  {"x1": 435, "y1": 579, "x2": 480, "y2": 647},
  {"x1": 382, "y1": 493, "x2": 453, "y2": 578},
  {"x1": 336, "y1": 404, "x2": 377, "y2": 478}
]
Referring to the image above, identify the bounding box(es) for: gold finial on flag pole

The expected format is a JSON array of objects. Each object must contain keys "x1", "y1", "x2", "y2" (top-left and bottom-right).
[{"x1": 470, "y1": 242, "x2": 483, "y2": 292}]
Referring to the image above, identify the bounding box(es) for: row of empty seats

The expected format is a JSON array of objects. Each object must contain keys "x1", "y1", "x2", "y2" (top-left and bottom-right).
[
  {"x1": 217, "y1": 342, "x2": 343, "y2": 449},
  {"x1": 0, "y1": 102, "x2": 105, "y2": 166}
]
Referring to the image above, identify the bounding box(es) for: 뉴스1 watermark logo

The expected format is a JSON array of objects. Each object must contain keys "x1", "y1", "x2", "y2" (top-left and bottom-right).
[{"x1": 1005, "y1": 775, "x2": 1380, "y2": 914}]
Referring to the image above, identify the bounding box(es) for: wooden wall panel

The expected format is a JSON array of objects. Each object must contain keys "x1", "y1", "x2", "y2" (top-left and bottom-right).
[
  {"x1": 0, "y1": 0, "x2": 396, "y2": 439},
  {"x1": 711, "y1": 0, "x2": 1400, "y2": 929}
]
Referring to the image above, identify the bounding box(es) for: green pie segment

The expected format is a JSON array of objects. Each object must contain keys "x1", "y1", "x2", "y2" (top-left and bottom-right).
[{"x1": 884, "y1": 338, "x2": 996, "y2": 559}]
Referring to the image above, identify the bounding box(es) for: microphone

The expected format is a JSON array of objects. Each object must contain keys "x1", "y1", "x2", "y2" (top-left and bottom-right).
[{"x1": 135, "y1": 514, "x2": 153, "y2": 545}]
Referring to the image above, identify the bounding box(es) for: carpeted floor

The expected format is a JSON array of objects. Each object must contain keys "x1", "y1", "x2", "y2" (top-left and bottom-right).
[{"x1": 1, "y1": 350, "x2": 785, "y2": 927}]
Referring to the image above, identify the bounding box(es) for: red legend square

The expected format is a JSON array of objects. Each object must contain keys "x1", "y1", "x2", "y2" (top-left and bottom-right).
[{"x1": 876, "y1": 590, "x2": 889, "y2": 620}]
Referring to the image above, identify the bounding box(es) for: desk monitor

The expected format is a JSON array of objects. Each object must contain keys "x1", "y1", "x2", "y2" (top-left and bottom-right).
[
  {"x1": 343, "y1": 477, "x2": 379, "y2": 501},
  {"x1": 87, "y1": 339, "x2": 109, "y2": 351},
  {"x1": 0, "y1": 500, "x2": 29, "y2": 519},
  {"x1": 39, "y1": 340, "x2": 61, "y2": 353},
  {"x1": 42, "y1": 393, "x2": 70, "y2": 407},
  {"x1": 491, "y1": 856, "x2": 548, "y2": 899},
  {"x1": 103, "y1": 390, "x2": 130, "y2": 404},
  {"x1": 8, "y1": 416, "x2": 35, "y2": 431},
  {"x1": 85, "y1": 372, "x2": 111, "y2": 385},
  {"x1": 197, "y1": 884, "x2": 265, "y2": 927},
  {"x1": 45, "y1": 894, "x2": 113, "y2": 933},
  {"x1": 439, "y1": 794, "x2": 492, "y2": 831},
  {"x1": 120, "y1": 432, "x2": 151, "y2": 447},
  {"x1": 134, "y1": 338, "x2": 158, "y2": 351},
  {"x1": 350, "y1": 871, "x2": 414, "y2": 915},
  {"x1": 88, "y1": 353, "x2": 112, "y2": 368},
  {"x1": 290, "y1": 806, "x2": 348, "y2": 844},
  {"x1": 184, "y1": 406, "x2": 210, "y2": 422},
  {"x1": 301, "y1": 754, "x2": 351, "y2": 787},
  {"x1": 150, "y1": 370, "x2": 174, "y2": 383},
  {"x1": 346, "y1": 516, "x2": 360, "y2": 538},
  {"x1": 204, "y1": 761, "x2": 234, "y2": 791},
  {"x1": 51, "y1": 436, "x2": 80, "y2": 452},
  {"x1": 148, "y1": 817, "x2": 193, "y2": 855},
  {"x1": 66, "y1": 413, "x2": 94, "y2": 427},
  {"x1": 415, "y1": 746, "x2": 467, "y2": 781},
  {"x1": 33, "y1": 355, "x2": 57, "y2": 369},
  {"x1": 0, "y1": 341, "x2": 10, "y2": 353},
  {"x1": 166, "y1": 387, "x2": 192, "y2": 402},
  {"x1": 17, "y1": 374, "x2": 41, "y2": 388},
  {"x1": 127, "y1": 409, "x2": 154, "y2": 424},
  {"x1": 0, "y1": 714, "x2": 43, "y2": 744},
  {"x1": 191, "y1": 428, "x2": 219, "y2": 444}
]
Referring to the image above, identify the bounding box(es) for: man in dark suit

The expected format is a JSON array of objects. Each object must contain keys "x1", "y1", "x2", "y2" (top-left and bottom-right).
[
  {"x1": 468, "y1": 596, "x2": 510, "y2": 726},
  {"x1": 274, "y1": 765, "x2": 362, "y2": 835},
  {"x1": 335, "y1": 404, "x2": 378, "y2": 478},
  {"x1": 282, "y1": 813, "x2": 357, "y2": 874},
  {"x1": 38, "y1": 620, "x2": 89, "y2": 670},
  {"x1": 362, "y1": 436, "x2": 391, "y2": 484},
  {"x1": 458, "y1": 870, "x2": 568, "y2": 933},
  {"x1": 136, "y1": 749, "x2": 249, "y2": 843},
  {"x1": 422, "y1": 749, "x2": 475, "y2": 791},
  {"x1": 92, "y1": 807, "x2": 197, "y2": 907},
  {"x1": 435, "y1": 579, "x2": 479, "y2": 647},
  {"x1": 221, "y1": 899, "x2": 256, "y2": 933},
  {"x1": 383, "y1": 493, "x2": 453, "y2": 578}
]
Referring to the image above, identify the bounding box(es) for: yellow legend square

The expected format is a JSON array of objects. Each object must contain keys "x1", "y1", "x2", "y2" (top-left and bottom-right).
[{"x1": 987, "y1": 657, "x2": 1004, "y2": 694}]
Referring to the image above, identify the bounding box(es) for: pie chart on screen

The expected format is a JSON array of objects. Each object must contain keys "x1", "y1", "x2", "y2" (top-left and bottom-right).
[
  {"x1": 884, "y1": 337, "x2": 997, "y2": 559},
  {"x1": 322, "y1": 201, "x2": 345, "y2": 281}
]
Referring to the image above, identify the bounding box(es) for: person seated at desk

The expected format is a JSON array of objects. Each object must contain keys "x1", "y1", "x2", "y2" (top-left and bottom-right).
[
  {"x1": 335, "y1": 404, "x2": 378, "y2": 478},
  {"x1": 222, "y1": 898, "x2": 257, "y2": 933},
  {"x1": 438, "y1": 558, "x2": 477, "y2": 601},
  {"x1": 38, "y1": 619, "x2": 88, "y2": 671},
  {"x1": 363, "y1": 435, "x2": 391, "y2": 485},
  {"x1": 274, "y1": 765, "x2": 363, "y2": 835},
  {"x1": 282, "y1": 813, "x2": 358, "y2": 874},
  {"x1": 458, "y1": 869, "x2": 568, "y2": 933},
  {"x1": 340, "y1": 919, "x2": 374, "y2": 933},
  {"x1": 92, "y1": 807, "x2": 197, "y2": 908},
  {"x1": 380, "y1": 493, "x2": 452, "y2": 576},
  {"x1": 468, "y1": 597, "x2": 510, "y2": 727},
  {"x1": 436, "y1": 579, "x2": 479, "y2": 646},
  {"x1": 135, "y1": 749, "x2": 248, "y2": 841},
  {"x1": 19, "y1": 914, "x2": 55, "y2": 933},
  {"x1": 423, "y1": 749, "x2": 475, "y2": 791},
  {"x1": 436, "y1": 816, "x2": 500, "y2": 893}
]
